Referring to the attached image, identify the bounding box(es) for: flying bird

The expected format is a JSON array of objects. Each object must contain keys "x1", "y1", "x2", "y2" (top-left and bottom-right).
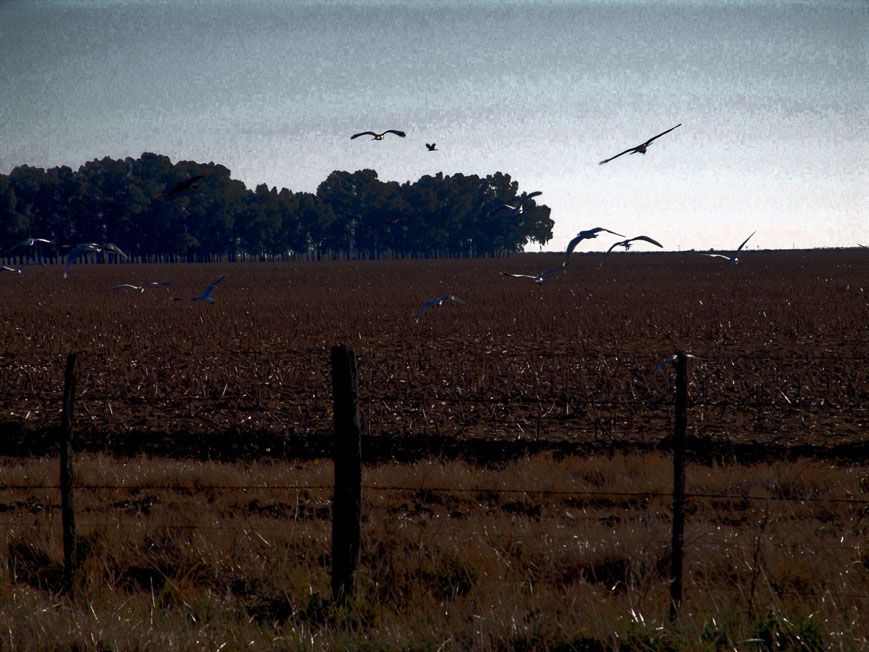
[
  {"x1": 0, "y1": 265, "x2": 22, "y2": 275},
  {"x1": 173, "y1": 274, "x2": 226, "y2": 303},
  {"x1": 702, "y1": 231, "x2": 756, "y2": 266},
  {"x1": 600, "y1": 235, "x2": 663, "y2": 266},
  {"x1": 598, "y1": 124, "x2": 681, "y2": 165},
  {"x1": 416, "y1": 294, "x2": 466, "y2": 322},
  {"x1": 163, "y1": 174, "x2": 207, "y2": 199},
  {"x1": 501, "y1": 265, "x2": 561, "y2": 284},
  {"x1": 63, "y1": 242, "x2": 128, "y2": 278},
  {"x1": 488, "y1": 191, "x2": 544, "y2": 216},
  {"x1": 426, "y1": 143, "x2": 438, "y2": 151},
  {"x1": 351, "y1": 130, "x2": 406, "y2": 140},
  {"x1": 1, "y1": 237, "x2": 55, "y2": 257},
  {"x1": 562, "y1": 227, "x2": 625, "y2": 267},
  {"x1": 107, "y1": 281, "x2": 172, "y2": 293}
]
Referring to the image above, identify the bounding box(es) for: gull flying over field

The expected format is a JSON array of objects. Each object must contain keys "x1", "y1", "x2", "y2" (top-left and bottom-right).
[
  {"x1": 63, "y1": 242, "x2": 128, "y2": 278},
  {"x1": 600, "y1": 235, "x2": 663, "y2": 266},
  {"x1": 351, "y1": 130, "x2": 406, "y2": 141},
  {"x1": 598, "y1": 124, "x2": 681, "y2": 165},
  {"x1": 1, "y1": 265, "x2": 22, "y2": 275},
  {"x1": 173, "y1": 274, "x2": 226, "y2": 303},
  {"x1": 107, "y1": 281, "x2": 172, "y2": 293},
  {"x1": 1, "y1": 237, "x2": 55, "y2": 258},
  {"x1": 163, "y1": 174, "x2": 207, "y2": 199},
  {"x1": 426, "y1": 143, "x2": 438, "y2": 151},
  {"x1": 488, "y1": 191, "x2": 543, "y2": 217},
  {"x1": 702, "y1": 232, "x2": 756, "y2": 266},
  {"x1": 416, "y1": 294, "x2": 466, "y2": 322},
  {"x1": 501, "y1": 265, "x2": 561, "y2": 284},
  {"x1": 562, "y1": 227, "x2": 625, "y2": 267}
]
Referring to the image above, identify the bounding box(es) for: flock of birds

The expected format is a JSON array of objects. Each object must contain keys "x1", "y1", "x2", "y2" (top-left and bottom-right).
[
  {"x1": 346, "y1": 123, "x2": 757, "y2": 319},
  {"x1": 1, "y1": 124, "x2": 758, "y2": 320}
]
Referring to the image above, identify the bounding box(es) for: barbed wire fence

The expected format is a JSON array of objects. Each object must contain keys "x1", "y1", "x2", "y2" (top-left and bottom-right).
[{"x1": 0, "y1": 347, "x2": 866, "y2": 618}]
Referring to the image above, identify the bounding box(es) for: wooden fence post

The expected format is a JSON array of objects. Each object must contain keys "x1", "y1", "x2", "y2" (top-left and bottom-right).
[
  {"x1": 60, "y1": 353, "x2": 79, "y2": 596},
  {"x1": 330, "y1": 346, "x2": 362, "y2": 604},
  {"x1": 669, "y1": 351, "x2": 688, "y2": 621}
]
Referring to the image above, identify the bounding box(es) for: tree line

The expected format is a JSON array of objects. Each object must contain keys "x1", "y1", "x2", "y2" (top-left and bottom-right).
[{"x1": 0, "y1": 153, "x2": 553, "y2": 261}]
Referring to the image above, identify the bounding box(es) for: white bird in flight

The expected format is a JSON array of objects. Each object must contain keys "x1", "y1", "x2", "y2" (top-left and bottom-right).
[
  {"x1": 107, "y1": 281, "x2": 172, "y2": 293},
  {"x1": 1, "y1": 237, "x2": 55, "y2": 257},
  {"x1": 63, "y1": 242, "x2": 128, "y2": 278},
  {"x1": 562, "y1": 227, "x2": 625, "y2": 267},
  {"x1": 599, "y1": 124, "x2": 682, "y2": 165},
  {"x1": 1, "y1": 265, "x2": 22, "y2": 275},
  {"x1": 501, "y1": 265, "x2": 561, "y2": 284},
  {"x1": 351, "y1": 130, "x2": 406, "y2": 141},
  {"x1": 173, "y1": 274, "x2": 226, "y2": 303},
  {"x1": 416, "y1": 294, "x2": 466, "y2": 322},
  {"x1": 702, "y1": 231, "x2": 756, "y2": 266}
]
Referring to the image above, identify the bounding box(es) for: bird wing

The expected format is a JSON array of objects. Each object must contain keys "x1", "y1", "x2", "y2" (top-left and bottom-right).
[
  {"x1": 102, "y1": 243, "x2": 128, "y2": 258},
  {"x1": 200, "y1": 274, "x2": 227, "y2": 298},
  {"x1": 562, "y1": 233, "x2": 586, "y2": 264},
  {"x1": 599, "y1": 146, "x2": 639, "y2": 165},
  {"x1": 538, "y1": 266, "x2": 561, "y2": 280},
  {"x1": 606, "y1": 240, "x2": 629, "y2": 254},
  {"x1": 702, "y1": 253, "x2": 732, "y2": 260},
  {"x1": 628, "y1": 235, "x2": 663, "y2": 248},
  {"x1": 584, "y1": 227, "x2": 626, "y2": 238},
  {"x1": 384, "y1": 130, "x2": 406, "y2": 138},
  {"x1": 147, "y1": 280, "x2": 172, "y2": 286},
  {"x1": 489, "y1": 204, "x2": 517, "y2": 216},
  {"x1": 736, "y1": 231, "x2": 756, "y2": 252},
  {"x1": 107, "y1": 284, "x2": 141, "y2": 292},
  {"x1": 524, "y1": 191, "x2": 542, "y2": 200},
  {"x1": 643, "y1": 123, "x2": 682, "y2": 146},
  {"x1": 501, "y1": 272, "x2": 537, "y2": 279},
  {"x1": 350, "y1": 131, "x2": 377, "y2": 139}
]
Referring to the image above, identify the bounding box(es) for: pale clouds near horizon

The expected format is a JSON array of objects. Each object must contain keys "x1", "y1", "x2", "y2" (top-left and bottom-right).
[{"x1": 0, "y1": 0, "x2": 865, "y2": 250}]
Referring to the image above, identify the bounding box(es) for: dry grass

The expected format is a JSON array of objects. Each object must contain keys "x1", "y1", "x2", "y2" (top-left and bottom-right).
[{"x1": 1, "y1": 453, "x2": 866, "y2": 649}]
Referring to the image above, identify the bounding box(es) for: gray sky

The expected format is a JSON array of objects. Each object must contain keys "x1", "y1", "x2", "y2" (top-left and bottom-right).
[{"x1": 1, "y1": 0, "x2": 866, "y2": 251}]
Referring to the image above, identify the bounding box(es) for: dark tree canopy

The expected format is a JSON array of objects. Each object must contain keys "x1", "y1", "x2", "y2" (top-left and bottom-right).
[{"x1": 0, "y1": 154, "x2": 553, "y2": 260}]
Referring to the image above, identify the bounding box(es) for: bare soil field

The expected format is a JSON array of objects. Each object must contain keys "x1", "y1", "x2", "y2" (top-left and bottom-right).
[
  {"x1": 0, "y1": 250, "x2": 866, "y2": 649},
  {"x1": 0, "y1": 250, "x2": 866, "y2": 459}
]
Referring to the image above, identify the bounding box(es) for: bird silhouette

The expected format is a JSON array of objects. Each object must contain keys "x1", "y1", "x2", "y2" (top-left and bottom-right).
[
  {"x1": 1, "y1": 237, "x2": 55, "y2": 258},
  {"x1": 163, "y1": 174, "x2": 207, "y2": 199},
  {"x1": 501, "y1": 266, "x2": 561, "y2": 284},
  {"x1": 63, "y1": 242, "x2": 127, "y2": 278},
  {"x1": 426, "y1": 143, "x2": 438, "y2": 151},
  {"x1": 351, "y1": 130, "x2": 406, "y2": 140},
  {"x1": 416, "y1": 294, "x2": 466, "y2": 322},
  {"x1": 107, "y1": 281, "x2": 172, "y2": 293},
  {"x1": 702, "y1": 231, "x2": 756, "y2": 266},
  {"x1": 562, "y1": 228, "x2": 625, "y2": 267},
  {"x1": 599, "y1": 124, "x2": 681, "y2": 165},
  {"x1": 173, "y1": 274, "x2": 226, "y2": 303},
  {"x1": 600, "y1": 235, "x2": 663, "y2": 266},
  {"x1": 488, "y1": 191, "x2": 543, "y2": 216}
]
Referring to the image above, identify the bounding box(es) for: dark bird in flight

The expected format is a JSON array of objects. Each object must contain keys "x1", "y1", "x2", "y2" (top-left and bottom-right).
[
  {"x1": 600, "y1": 235, "x2": 663, "y2": 267},
  {"x1": 351, "y1": 130, "x2": 406, "y2": 141},
  {"x1": 598, "y1": 124, "x2": 681, "y2": 165},
  {"x1": 426, "y1": 143, "x2": 437, "y2": 151},
  {"x1": 562, "y1": 227, "x2": 625, "y2": 267},
  {"x1": 488, "y1": 191, "x2": 543, "y2": 216},
  {"x1": 163, "y1": 174, "x2": 207, "y2": 199},
  {"x1": 702, "y1": 231, "x2": 756, "y2": 266}
]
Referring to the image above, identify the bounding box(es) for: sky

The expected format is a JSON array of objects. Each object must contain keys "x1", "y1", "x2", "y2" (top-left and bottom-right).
[{"x1": 0, "y1": 0, "x2": 866, "y2": 252}]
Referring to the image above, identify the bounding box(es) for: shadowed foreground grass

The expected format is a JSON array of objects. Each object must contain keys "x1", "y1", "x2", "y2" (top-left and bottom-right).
[{"x1": 1, "y1": 452, "x2": 865, "y2": 650}]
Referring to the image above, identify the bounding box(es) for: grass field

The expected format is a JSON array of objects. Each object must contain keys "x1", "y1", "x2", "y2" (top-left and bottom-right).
[{"x1": 0, "y1": 250, "x2": 866, "y2": 649}]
